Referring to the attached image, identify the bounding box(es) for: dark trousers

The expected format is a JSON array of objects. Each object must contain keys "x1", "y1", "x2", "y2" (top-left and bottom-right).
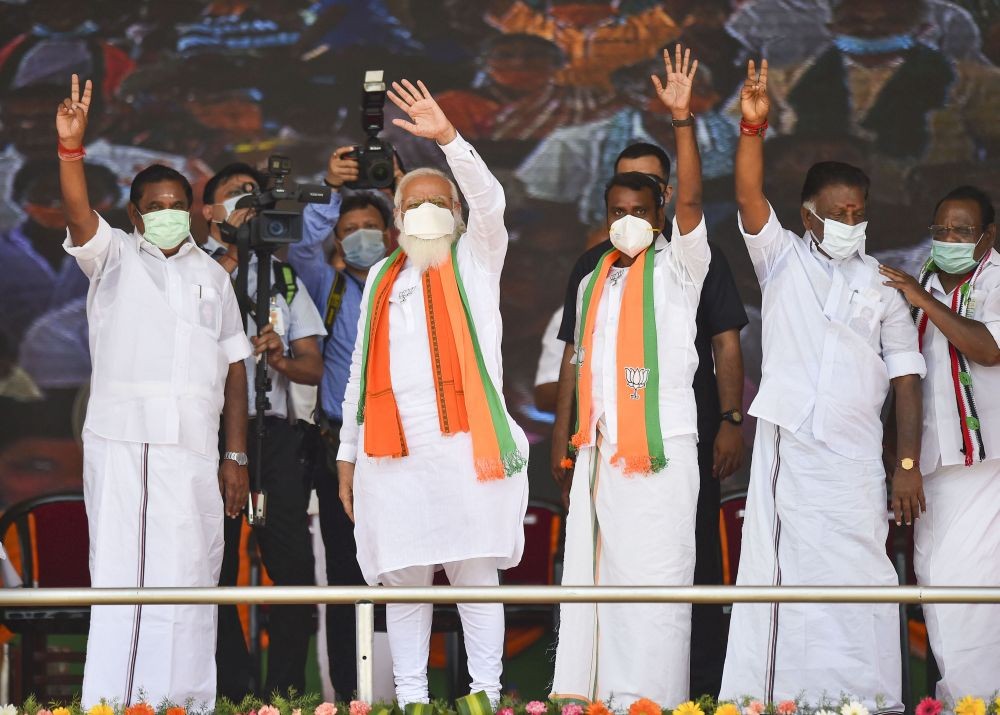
[
  {"x1": 217, "y1": 417, "x2": 316, "y2": 700},
  {"x1": 311, "y1": 420, "x2": 367, "y2": 699},
  {"x1": 689, "y1": 431, "x2": 729, "y2": 697}
]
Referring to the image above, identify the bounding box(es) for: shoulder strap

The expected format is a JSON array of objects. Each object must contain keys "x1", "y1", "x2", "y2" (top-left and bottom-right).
[
  {"x1": 322, "y1": 271, "x2": 349, "y2": 346},
  {"x1": 272, "y1": 261, "x2": 299, "y2": 305}
]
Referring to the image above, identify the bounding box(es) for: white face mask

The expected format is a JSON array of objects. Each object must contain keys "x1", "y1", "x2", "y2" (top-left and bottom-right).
[
  {"x1": 609, "y1": 214, "x2": 657, "y2": 258},
  {"x1": 808, "y1": 208, "x2": 867, "y2": 260},
  {"x1": 402, "y1": 201, "x2": 456, "y2": 241},
  {"x1": 218, "y1": 193, "x2": 251, "y2": 222}
]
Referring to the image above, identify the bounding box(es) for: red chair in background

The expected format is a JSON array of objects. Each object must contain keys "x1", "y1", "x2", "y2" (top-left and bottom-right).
[{"x1": 0, "y1": 491, "x2": 90, "y2": 702}]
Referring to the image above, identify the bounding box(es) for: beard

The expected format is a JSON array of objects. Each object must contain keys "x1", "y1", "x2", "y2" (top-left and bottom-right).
[{"x1": 397, "y1": 231, "x2": 458, "y2": 272}]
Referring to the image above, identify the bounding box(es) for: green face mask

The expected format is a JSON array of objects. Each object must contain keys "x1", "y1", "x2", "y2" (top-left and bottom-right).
[
  {"x1": 931, "y1": 234, "x2": 984, "y2": 274},
  {"x1": 141, "y1": 209, "x2": 191, "y2": 250}
]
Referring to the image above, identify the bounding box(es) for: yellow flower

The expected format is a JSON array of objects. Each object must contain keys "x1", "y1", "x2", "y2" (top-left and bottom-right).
[
  {"x1": 994, "y1": 698, "x2": 1000, "y2": 715},
  {"x1": 88, "y1": 705, "x2": 115, "y2": 715},
  {"x1": 956, "y1": 697, "x2": 986, "y2": 715},
  {"x1": 672, "y1": 703, "x2": 704, "y2": 715},
  {"x1": 53, "y1": 709, "x2": 72, "y2": 715},
  {"x1": 715, "y1": 705, "x2": 740, "y2": 715}
]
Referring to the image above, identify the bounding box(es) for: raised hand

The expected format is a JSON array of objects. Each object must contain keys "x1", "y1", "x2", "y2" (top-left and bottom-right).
[
  {"x1": 740, "y1": 58, "x2": 769, "y2": 125},
  {"x1": 325, "y1": 145, "x2": 360, "y2": 189},
  {"x1": 651, "y1": 44, "x2": 699, "y2": 120},
  {"x1": 56, "y1": 74, "x2": 92, "y2": 149},
  {"x1": 387, "y1": 79, "x2": 456, "y2": 145}
]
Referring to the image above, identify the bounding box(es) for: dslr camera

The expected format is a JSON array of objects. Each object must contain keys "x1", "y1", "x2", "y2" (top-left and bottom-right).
[
  {"x1": 224, "y1": 154, "x2": 331, "y2": 250},
  {"x1": 345, "y1": 70, "x2": 396, "y2": 190}
]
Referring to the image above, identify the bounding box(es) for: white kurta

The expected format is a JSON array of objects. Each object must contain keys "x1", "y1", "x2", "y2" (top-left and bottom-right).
[
  {"x1": 720, "y1": 206, "x2": 925, "y2": 709},
  {"x1": 551, "y1": 217, "x2": 710, "y2": 708},
  {"x1": 914, "y1": 249, "x2": 1000, "y2": 700},
  {"x1": 65, "y1": 216, "x2": 250, "y2": 709},
  {"x1": 338, "y1": 133, "x2": 529, "y2": 585}
]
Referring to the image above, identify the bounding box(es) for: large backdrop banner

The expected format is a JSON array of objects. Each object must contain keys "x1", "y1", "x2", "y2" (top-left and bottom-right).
[{"x1": 2, "y1": 0, "x2": 1000, "y2": 505}]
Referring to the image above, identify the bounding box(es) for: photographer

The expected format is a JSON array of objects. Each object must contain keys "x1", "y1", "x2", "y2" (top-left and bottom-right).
[
  {"x1": 287, "y1": 148, "x2": 394, "y2": 699},
  {"x1": 202, "y1": 162, "x2": 327, "y2": 699}
]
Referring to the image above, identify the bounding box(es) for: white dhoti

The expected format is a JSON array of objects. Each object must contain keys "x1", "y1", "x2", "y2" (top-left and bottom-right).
[
  {"x1": 552, "y1": 432, "x2": 699, "y2": 708},
  {"x1": 914, "y1": 460, "x2": 1000, "y2": 700},
  {"x1": 720, "y1": 420, "x2": 902, "y2": 711},
  {"x1": 81, "y1": 431, "x2": 224, "y2": 709}
]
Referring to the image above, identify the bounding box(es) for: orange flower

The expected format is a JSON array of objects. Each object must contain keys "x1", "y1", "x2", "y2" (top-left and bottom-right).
[
  {"x1": 629, "y1": 699, "x2": 663, "y2": 715},
  {"x1": 126, "y1": 705, "x2": 156, "y2": 715},
  {"x1": 587, "y1": 702, "x2": 612, "y2": 715},
  {"x1": 560, "y1": 458, "x2": 575, "y2": 469},
  {"x1": 166, "y1": 708, "x2": 187, "y2": 715}
]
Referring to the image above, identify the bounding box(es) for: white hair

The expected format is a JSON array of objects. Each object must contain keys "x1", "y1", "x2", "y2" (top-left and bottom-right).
[{"x1": 394, "y1": 167, "x2": 466, "y2": 234}]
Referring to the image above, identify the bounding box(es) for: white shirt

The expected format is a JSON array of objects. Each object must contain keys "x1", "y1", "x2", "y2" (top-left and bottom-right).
[
  {"x1": 338, "y1": 132, "x2": 524, "y2": 464},
  {"x1": 65, "y1": 214, "x2": 251, "y2": 457},
  {"x1": 230, "y1": 253, "x2": 326, "y2": 419},
  {"x1": 576, "y1": 218, "x2": 711, "y2": 447},
  {"x1": 534, "y1": 308, "x2": 564, "y2": 387},
  {"x1": 743, "y1": 204, "x2": 925, "y2": 460},
  {"x1": 920, "y1": 248, "x2": 1000, "y2": 469}
]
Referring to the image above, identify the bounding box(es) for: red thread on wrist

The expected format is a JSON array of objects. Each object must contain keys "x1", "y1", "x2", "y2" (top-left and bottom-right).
[
  {"x1": 57, "y1": 141, "x2": 86, "y2": 161},
  {"x1": 739, "y1": 119, "x2": 768, "y2": 137}
]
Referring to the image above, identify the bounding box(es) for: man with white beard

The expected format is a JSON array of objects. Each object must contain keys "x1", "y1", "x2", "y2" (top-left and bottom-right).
[{"x1": 336, "y1": 79, "x2": 529, "y2": 708}]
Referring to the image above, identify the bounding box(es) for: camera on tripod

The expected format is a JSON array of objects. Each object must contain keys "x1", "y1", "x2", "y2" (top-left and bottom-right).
[
  {"x1": 223, "y1": 154, "x2": 331, "y2": 250},
  {"x1": 345, "y1": 70, "x2": 396, "y2": 190}
]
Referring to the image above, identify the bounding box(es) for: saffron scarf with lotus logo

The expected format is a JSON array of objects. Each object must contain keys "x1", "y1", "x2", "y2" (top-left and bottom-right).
[
  {"x1": 356, "y1": 245, "x2": 526, "y2": 481},
  {"x1": 571, "y1": 245, "x2": 667, "y2": 474}
]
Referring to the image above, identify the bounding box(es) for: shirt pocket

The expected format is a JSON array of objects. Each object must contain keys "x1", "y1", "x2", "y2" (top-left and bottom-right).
[
  {"x1": 190, "y1": 283, "x2": 222, "y2": 334},
  {"x1": 846, "y1": 288, "x2": 884, "y2": 345}
]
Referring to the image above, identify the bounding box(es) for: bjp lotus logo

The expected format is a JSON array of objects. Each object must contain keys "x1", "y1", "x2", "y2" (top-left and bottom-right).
[{"x1": 625, "y1": 367, "x2": 650, "y2": 400}]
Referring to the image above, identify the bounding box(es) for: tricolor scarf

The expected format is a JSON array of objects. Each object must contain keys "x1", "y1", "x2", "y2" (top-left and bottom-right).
[
  {"x1": 912, "y1": 256, "x2": 990, "y2": 466},
  {"x1": 571, "y1": 246, "x2": 667, "y2": 475},
  {"x1": 356, "y1": 245, "x2": 526, "y2": 481}
]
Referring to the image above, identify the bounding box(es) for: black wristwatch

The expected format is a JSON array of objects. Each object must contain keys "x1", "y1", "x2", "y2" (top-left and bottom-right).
[{"x1": 721, "y1": 409, "x2": 743, "y2": 426}]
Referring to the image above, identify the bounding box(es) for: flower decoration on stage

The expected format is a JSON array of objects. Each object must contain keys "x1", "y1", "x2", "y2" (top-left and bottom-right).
[
  {"x1": 35, "y1": 709, "x2": 54, "y2": 715},
  {"x1": 715, "y1": 704, "x2": 740, "y2": 715},
  {"x1": 956, "y1": 697, "x2": 987, "y2": 715},
  {"x1": 994, "y1": 698, "x2": 1000, "y2": 715},
  {"x1": 0, "y1": 706, "x2": 16, "y2": 715},
  {"x1": 315, "y1": 704, "x2": 338, "y2": 715},
  {"x1": 562, "y1": 704, "x2": 584, "y2": 715},
  {"x1": 915, "y1": 698, "x2": 942, "y2": 715},
  {"x1": 52, "y1": 708, "x2": 71, "y2": 715},
  {"x1": 258, "y1": 707, "x2": 280, "y2": 715},
  {"x1": 628, "y1": 698, "x2": 662, "y2": 715},
  {"x1": 586, "y1": 702, "x2": 612, "y2": 715},
  {"x1": 87, "y1": 705, "x2": 114, "y2": 715},
  {"x1": 560, "y1": 457, "x2": 575, "y2": 469},
  {"x1": 527, "y1": 702, "x2": 549, "y2": 715},
  {"x1": 743, "y1": 701, "x2": 765, "y2": 715},
  {"x1": 349, "y1": 701, "x2": 372, "y2": 715},
  {"x1": 672, "y1": 702, "x2": 703, "y2": 715},
  {"x1": 165, "y1": 708, "x2": 186, "y2": 715},
  {"x1": 126, "y1": 705, "x2": 156, "y2": 715},
  {"x1": 776, "y1": 702, "x2": 797, "y2": 715},
  {"x1": 498, "y1": 708, "x2": 515, "y2": 715},
  {"x1": 839, "y1": 703, "x2": 868, "y2": 715}
]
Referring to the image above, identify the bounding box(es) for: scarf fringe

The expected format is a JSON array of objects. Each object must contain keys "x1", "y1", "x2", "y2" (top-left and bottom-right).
[
  {"x1": 474, "y1": 449, "x2": 527, "y2": 482},
  {"x1": 613, "y1": 452, "x2": 669, "y2": 476}
]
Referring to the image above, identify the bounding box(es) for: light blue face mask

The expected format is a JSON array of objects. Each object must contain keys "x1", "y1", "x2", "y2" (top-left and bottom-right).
[
  {"x1": 342, "y1": 228, "x2": 386, "y2": 269},
  {"x1": 833, "y1": 33, "x2": 916, "y2": 56},
  {"x1": 931, "y1": 233, "x2": 985, "y2": 274}
]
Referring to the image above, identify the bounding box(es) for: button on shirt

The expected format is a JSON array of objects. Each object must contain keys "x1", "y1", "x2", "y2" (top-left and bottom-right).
[
  {"x1": 229, "y1": 252, "x2": 327, "y2": 419},
  {"x1": 65, "y1": 214, "x2": 251, "y2": 457},
  {"x1": 289, "y1": 190, "x2": 366, "y2": 423},
  {"x1": 920, "y1": 249, "x2": 1000, "y2": 469},
  {"x1": 742, "y1": 204, "x2": 925, "y2": 460}
]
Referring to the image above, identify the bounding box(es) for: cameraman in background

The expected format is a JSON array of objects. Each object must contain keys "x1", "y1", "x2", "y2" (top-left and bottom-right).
[
  {"x1": 202, "y1": 162, "x2": 327, "y2": 700},
  {"x1": 287, "y1": 145, "x2": 396, "y2": 699}
]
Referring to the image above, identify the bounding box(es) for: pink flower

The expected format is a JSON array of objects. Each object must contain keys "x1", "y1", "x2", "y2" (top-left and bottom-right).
[
  {"x1": 526, "y1": 702, "x2": 549, "y2": 715},
  {"x1": 315, "y1": 704, "x2": 338, "y2": 715},
  {"x1": 563, "y1": 705, "x2": 584, "y2": 715},
  {"x1": 777, "y1": 702, "x2": 797, "y2": 715},
  {"x1": 498, "y1": 709, "x2": 514, "y2": 715},
  {"x1": 915, "y1": 699, "x2": 943, "y2": 715},
  {"x1": 743, "y1": 702, "x2": 765, "y2": 715},
  {"x1": 350, "y1": 701, "x2": 372, "y2": 715},
  {"x1": 259, "y1": 707, "x2": 280, "y2": 715}
]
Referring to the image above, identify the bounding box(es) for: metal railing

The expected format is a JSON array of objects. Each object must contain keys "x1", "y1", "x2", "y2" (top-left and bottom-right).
[{"x1": 5, "y1": 585, "x2": 1000, "y2": 702}]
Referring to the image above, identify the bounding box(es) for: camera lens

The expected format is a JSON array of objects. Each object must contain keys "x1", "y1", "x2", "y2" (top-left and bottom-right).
[
  {"x1": 371, "y1": 163, "x2": 390, "y2": 182},
  {"x1": 268, "y1": 218, "x2": 289, "y2": 237}
]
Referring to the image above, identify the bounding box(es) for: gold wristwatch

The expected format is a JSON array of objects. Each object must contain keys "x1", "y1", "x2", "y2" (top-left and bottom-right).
[{"x1": 898, "y1": 457, "x2": 919, "y2": 470}]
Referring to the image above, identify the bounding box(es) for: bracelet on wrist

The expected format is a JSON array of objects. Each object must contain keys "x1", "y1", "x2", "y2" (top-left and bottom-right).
[
  {"x1": 57, "y1": 141, "x2": 86, "y2": 162},
  {"x1": 739, "y1": 118, "x2": 768, "y2": 137},
  {"x1": 671, "y1": 114, "x2": 695, "y2": 128}
]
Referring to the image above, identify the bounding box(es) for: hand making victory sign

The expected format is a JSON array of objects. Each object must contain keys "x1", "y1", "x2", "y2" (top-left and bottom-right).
[
  {"x1": 651, "y1": 43, "x2": 699, "y2": 120},
  {"x1": 56, "y1": 74, "x2": 92, "y2": 150},
  {"x1": 387, "y1": 79, "x2": 457, "y2": 145},
  {"x1": 740, "y1": 58, "x2": 770, "y2": 126}
]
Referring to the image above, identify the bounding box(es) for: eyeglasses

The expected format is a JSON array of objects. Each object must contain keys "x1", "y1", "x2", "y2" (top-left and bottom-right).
[
  {"x1": 929, "y1": 225, "x2": 982, "y2": 240},
  {"x1": 403, "y1": 196, "x2": 451, "y2": 212}
]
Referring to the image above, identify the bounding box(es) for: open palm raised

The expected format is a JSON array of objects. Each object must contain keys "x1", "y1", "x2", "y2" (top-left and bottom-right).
[
  {"x1": 740, "y1": 59, "x2": 770, "y2": 125},
  {"x1": 387, "y1": 79, "x2": 456, "y2": 145},
  {"x1": 651, "y1": 44, "x2": 699, "y2": 118},
  {"x1": 56, "y1": 73, "x2": 92, "y2": 149}
]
